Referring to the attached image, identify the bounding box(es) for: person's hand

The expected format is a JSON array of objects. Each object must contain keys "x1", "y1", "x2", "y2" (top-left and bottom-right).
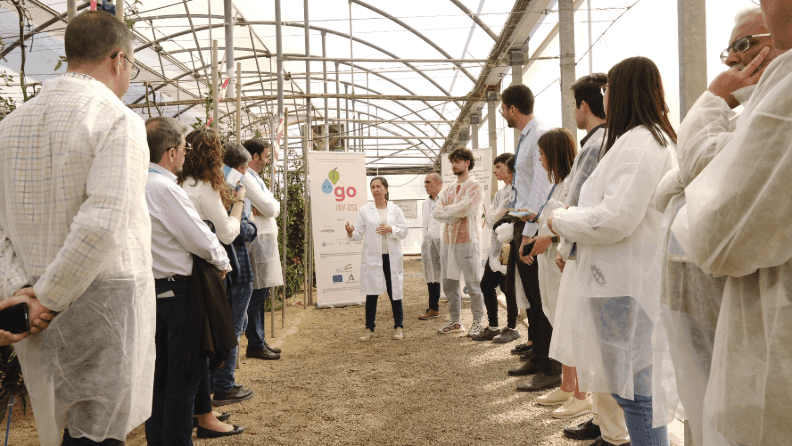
[
  {"x1": 519, "y1": 213, "x2": 537, "y2": 222},
  {"x1": 529, "y1": 235, "x2": 553, "y2": 256},
  {"x1": 11, "y1": 288, "x2": 55, "y2": 334},
  {"x1": 234, "y1": 185, "x2": 246, "y2": 202},
  {"x1": 376, "y1": 224, "x2": 392, "y2": 235},
  {"x1": 519, "y1": 237, "x2": 534, "y2": 265},
  {"x1": 219, "y1": 269, "x2": 230, "y2": 280},
  {"x1": 555, "y1": 252, "x2": 566, "y2": 273},
  {"x1": 708, "y1": 46, "x2": 770, "y2": 108},
  {"x1": 345, "y1": 221, "x2": 355, "y2": 237}
]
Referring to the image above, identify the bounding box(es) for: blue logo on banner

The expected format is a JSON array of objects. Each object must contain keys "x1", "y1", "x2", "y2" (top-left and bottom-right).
[{"x1": 332, "y1": 274, "x2": 343, "y2": 283}]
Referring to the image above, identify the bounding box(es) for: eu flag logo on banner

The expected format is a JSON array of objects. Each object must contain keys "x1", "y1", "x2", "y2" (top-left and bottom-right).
[{"x1": 332, "y1": 275, "x2": 343, "y2": 283}]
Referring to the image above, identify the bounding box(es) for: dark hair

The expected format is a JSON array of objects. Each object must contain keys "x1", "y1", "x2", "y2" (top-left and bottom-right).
[
  {"x1": 538, "y1": 128, "x2": 577, "y2": 184},
  {"x1": 179, "y1": 128, "x2": 235, "y2": 210},
  {"x1": 571, "y1": 73, "x2": 608, "y2": 119},
  {"x1": 448, "y1": 147, "x2": 475, "y2": 171},
  {"x1": 500, "y1": 85, "x2": 535, "y2": 116},
  {"x1": 65, "y1": 11, "x2": 133, "y2": 65},
  {"x1": 493, "y1": 153, "x2": 515, "y2": 173},
  {"x1": 242, "y1": 139, "x2": 270, "y2": 158},
  {"x1": 370, "y1": 176, "x2": 389, "y2": 201},
  {"x1": 602, "y1": 57, "x2": 677, "y2": 157},
  {"x1": 223, "y1": 142, "x2": 252, "y2": 169},
  {"x1": 145, "y1": 116, "x2": 187, "y2": 163}
]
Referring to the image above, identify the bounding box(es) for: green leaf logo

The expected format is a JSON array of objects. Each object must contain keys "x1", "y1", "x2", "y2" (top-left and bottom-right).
[{"x1": 328, "y1": 168, "x2": 340, "y2": 185}]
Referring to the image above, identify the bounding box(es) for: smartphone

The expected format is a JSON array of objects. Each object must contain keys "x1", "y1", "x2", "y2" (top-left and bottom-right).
[
  {"x1": 0, "y1": 302, "x2": 30, "y2": 334},
  {"x1": 521, "y1": 241, "x2": 535, "y2": 257}
]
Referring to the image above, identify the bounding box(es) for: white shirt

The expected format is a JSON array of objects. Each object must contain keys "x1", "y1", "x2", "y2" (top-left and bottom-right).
[
  {"x1": 513, "y1": 118, "x2": 553, "y2": 236},
  {"x1": 378, "y1": 206, "x2": 389, "y2": 254},
  {"x1": 181, "y1": 177, "x2": 241, "y2": 245},
  {"x1": 146, "y1": 163, "x2": 230, "y2": 280}
]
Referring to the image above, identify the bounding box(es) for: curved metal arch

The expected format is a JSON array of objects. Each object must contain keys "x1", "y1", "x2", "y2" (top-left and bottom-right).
[
  {"x1": 448, "y1": 0, "x2": 499, "y2": 41},
  {"x1": 349, "y1": 0, "x2": 475, "y2": 83}
]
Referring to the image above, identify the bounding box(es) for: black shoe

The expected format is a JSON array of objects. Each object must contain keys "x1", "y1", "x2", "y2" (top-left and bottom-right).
[
  {"x1": 588, "y1": 436, "x2": 630, "y2": 446},
  {"x1": 196, "y1": 425, "x2": 245, "y2": 438},
  {"x1": 264, "y1": 344, "x2": 282, "y2": 354},
  {"x1": 563, "y1": 418, "x2": 601, "y2": 440},
  {"x1": 511, "y1": 343, "x2": 533, "y2": 355},
  {"x1": 507, "y1": 360, "x2": 540, "y2": 376},
  {"x1": 212, "y1": 387, "x2": 254, "y2": 406},
  {"x1": 515, "y1": 372, "x2": 562, "y2": 392},
  {"x1": 246, "y1": 347, "x2": 280, "y2": 360},
  {"x1": 193, "y1": 412, "x2": 231, "y2": 428},
  {"x1": 519, "y1": 352, "x2": 532, "y2": 362}
]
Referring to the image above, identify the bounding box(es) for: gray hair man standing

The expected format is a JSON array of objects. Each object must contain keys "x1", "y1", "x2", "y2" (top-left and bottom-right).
[
  {"x1": 419, "y1": 173, "x2": 443, "y2": 320},
  {"x1": 0, "y1": 11, "x2": 153, "y2": 445}
]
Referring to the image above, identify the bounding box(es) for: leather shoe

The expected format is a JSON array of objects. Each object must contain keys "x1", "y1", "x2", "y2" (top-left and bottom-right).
[
  {"x1": 516, "y1": 372, "x2": 562, "y2": 392},
  {"x1": 246, "y1": 347, "x2": 280, "y2": 360},
  {"x1": 511, "y1": 343, "x2": 533, "y2": 355},
  {"x1": 519, "y1": 352, "x2": 532, "y2": 362},
  {"x1": 564, "y1": 417, "x2": 601, "y2": 440},
  {"x1": 212, "y1": 387, "x2": 254, "y2": 406},
  {"x1": 193, "y1": 412, "x2": 231, "y2": 428},
  {"x1": 264, "y1": 344, "x2": 282, "y2": 354},
  {"x1": 507, "y1": 360, "x2": 540, "y2": 376},
  {"x1": 196, "y1": 425, "x2": 245, "y2": 438},
  {"x1": 588, "y1": 436, "x2": 630, "y2": 446}
]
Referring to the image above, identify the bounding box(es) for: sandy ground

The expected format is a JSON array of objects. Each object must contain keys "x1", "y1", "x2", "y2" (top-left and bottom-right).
[{"x1": 1, "y1": 256, "x2": 683, "y2": 445}]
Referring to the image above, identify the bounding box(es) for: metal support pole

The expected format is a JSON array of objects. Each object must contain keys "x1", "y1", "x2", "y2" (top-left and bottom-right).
[
  {"x1": 275, "y1": 0, "x2": 284, "y2": 118},
  {"x1": 587, "y1": 0, "x2": 593, "y2": 74},
  {"x1": 559, "y1": 0, "x2": 577, "y2": 136},
  {"x1": 510, "y1": 49, "x2": 524, "y2": 145},
  {"x1": 276, "y1": 0, "x2": 285, "y2": 333},
  {"x1": 235, "y1": 62, "x2": 241, "y2": 142},
  {"x1": 67, "y1": 0, "x2": 77, "y2": 22},
  {"x1": 335, "y1": 62, "x2": 341, "y2": 149},
  {"x1": 212, "y1": 40, "x2": 219, "y2": 131},
  {"x1": 281, "y1": 110, "x2": 288, "y2": 329},
  {"x1": 224, "y1": 0, "x2": 235, "y2": 99},
  {"x1": 303, "y1": 0, "x2": 311, "y2": 309},
  {"x1": 470, "y1": 112, "x2": 480, "y2": 150},
  {"x1": 344, "y1": 84, "x2": 349, "y2": 152},
  {"x1": 322, "y1": 31, "x2": 330, "y2": 151},
  {"x1": 269, "y1": 115, "x2": 276, "y2": 338},
  {"x1": 116, "y1": 0, "x2": 124, "y2": 21},
  {"x1": 487, "y1": 90, "x2": 498, "y2": 196},
  {"x1": 678, "y1": 0, "x2": 707, "y2": 119}
]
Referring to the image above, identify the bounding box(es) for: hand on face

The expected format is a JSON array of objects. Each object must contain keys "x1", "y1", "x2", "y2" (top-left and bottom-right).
[{"x1": 709, "y1": 46, "x2": 771, "y2": 108}]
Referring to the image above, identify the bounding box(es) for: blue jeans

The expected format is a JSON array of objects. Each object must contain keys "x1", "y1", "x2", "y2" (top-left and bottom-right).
[
  {"x1": 245, "y1": 287, "x2": 269, "y2": 350},
  {"x1": 365, "y1": 255, "x2": 404, "y2": 331},
  {"x1": 145, "y1": 281, "x2": 208, "y2": 446},
  {"x1": 611, "y1": 367, "x2": 669, "y2": 446},
  {"x1": 210, "y1": 281, "x2": 253, "y2": 394}
]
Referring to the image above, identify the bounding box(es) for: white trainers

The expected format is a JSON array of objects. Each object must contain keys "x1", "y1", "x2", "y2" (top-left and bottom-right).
[
  {"x1": 438, "y1": 321, "x2": 465, "y2": 334},
  {"x1": 551, "y1": 394, "x2": 593, "y2": 419},
  {"x1": 467, "y1": 320, "x2": 484, "y2": 337},
  {"x1": 536, "y1": 387, "x2": 574, "y2": 406},
  {"x1": 393, "y1": 327, "x2": 403, "y2": 340},
  {"x1": 359, "y1": 329, "x2": 374, "y2": 341}
]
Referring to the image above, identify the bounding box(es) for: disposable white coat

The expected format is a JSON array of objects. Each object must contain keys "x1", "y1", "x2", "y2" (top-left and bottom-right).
[
  {"x1": 432, "y1": 177, "x2": 483, "y2": 281},
  {"x1": 349, "y1": 202, "x2": 408, "y2": 300},
  {"x1": 671, "y1": 50, "x2": 792, "y2": 446},
  {"x1": 549, "y1": 127, "x2": 604, "y2": 365},
  {"x1": 0, "y1": 74, "x2": 155, "y2": 445},
  {"x1": 551, "y1": 126, "x2": 676, "y2": 399},
  {"x1": 536, "y1": 189, "x2": 566, "y2": 325},
  {"x1": 421, "y1": 196, "x2": 442, "y2": 283},
  {"x1": 484, "y1": 184, "x2": 513, "y2": 275},
  {"x1": 243, "y1": 168, "x2": 284, "y2": 288}
]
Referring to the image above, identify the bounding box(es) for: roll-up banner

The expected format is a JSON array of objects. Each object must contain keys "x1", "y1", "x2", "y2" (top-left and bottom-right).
[{"x1": 308, "y1": 152, "x2": 368, "y2": 308}]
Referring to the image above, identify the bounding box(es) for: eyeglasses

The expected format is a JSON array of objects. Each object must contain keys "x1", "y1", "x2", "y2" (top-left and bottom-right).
[
  {"x1": 170, "y1": 142, "x2": 191, "y2": 152},
  {"x1": 499, "y1": 105, "x2": 510, "y2": 116},
  {"x1": 110, "y1": 51, "x2": 140, "y2": 80},
  {"x1": 720, "y1": 33, "x2": 772, "y2": 64},
  {"x1": 600, "y1": 84, "x2": 608, "y2": 95}
]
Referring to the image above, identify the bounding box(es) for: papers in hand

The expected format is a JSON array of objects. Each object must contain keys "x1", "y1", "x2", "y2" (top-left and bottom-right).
[
  {"x1": 224, "y1": 166, "x2": 243, "y2": 188},
  {"x1": 508, "y1": 210, "x2": 536, "y2": 218}
]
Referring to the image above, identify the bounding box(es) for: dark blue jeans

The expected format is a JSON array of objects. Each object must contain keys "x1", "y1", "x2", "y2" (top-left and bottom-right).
[
  {"x1": 427, "y1": 282, "x2": 440, "y2": 312},
  {"x1": 210, "y1": 281, "x2": 253, "y2": 394},
  {"x1": 245, "y1": 287, "x2": 269, "y2": 350},
  {"x1": 365, "y1": 255, "x2": 404, "y2": 331},
  {"x1": 145, "y1": 281, "x2": 208, "y2": 446}
]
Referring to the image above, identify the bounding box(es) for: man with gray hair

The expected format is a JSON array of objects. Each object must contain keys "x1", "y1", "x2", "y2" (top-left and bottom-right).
[
  {"x1": 0, "y1": 11, "x2": 152, "y2": 445},
  {"x1": 418, "y1": 172, "x2": 443, "y2": 320},
  {"x1": 143, "y1": 117, "x2": 239, "y2": 444}
]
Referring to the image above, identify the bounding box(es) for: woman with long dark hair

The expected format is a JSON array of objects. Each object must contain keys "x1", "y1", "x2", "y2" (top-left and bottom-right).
[{"x1": 548, "y1": 56, "x2": 677, "y2": 446}]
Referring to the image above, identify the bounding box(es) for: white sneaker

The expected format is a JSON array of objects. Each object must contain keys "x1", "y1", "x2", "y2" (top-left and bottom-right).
[
  {"x1": 438, "y1": 321, "x2": 465, "y2": 334},
  {"x1": 359, "y1": 329, "x2": 374, "y2": 341},
  {"x1": 467, "y1": 320, "x2": 484, "y2": 337},
  {"x1": 393, "y1": 327, "x2": 403, "y2": 340},
  {"x1": 536, "y1": 387, "x2": 574, "y2": 406},
  {"x1": 551, "y1": 394, "x2": 592, "y2": 419}
]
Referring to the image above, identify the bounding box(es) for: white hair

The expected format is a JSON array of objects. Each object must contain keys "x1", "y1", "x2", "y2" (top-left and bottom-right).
[{"x1": 735, "y1": 6, "x2": 762, "y2": 25}]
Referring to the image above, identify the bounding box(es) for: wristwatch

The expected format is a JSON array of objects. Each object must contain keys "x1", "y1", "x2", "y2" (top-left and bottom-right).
[{"x1": 551, "y1": 235, "x2": 559, "y2": 243}]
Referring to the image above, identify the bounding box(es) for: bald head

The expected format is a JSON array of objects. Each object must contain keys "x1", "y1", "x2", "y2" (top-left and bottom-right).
[
  {"x1": 724, "y1": 8, "x2": 776, "y2": 69},
  {"x1": 424, "y1": 173, "x2": 442, "y2": 198}
]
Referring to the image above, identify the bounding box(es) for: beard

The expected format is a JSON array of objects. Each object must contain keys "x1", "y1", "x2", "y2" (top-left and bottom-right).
[
  {"x1": 505, "y1": 117, "x2": 516, "y2": 128},
  {"x1": 453, "y1": 168, "x2": 463, "y2": 176}
]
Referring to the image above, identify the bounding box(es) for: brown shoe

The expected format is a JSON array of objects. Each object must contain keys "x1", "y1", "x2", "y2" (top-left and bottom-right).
[{"x1": 418, "y1": 309, "x2": 440, "y2": 320}]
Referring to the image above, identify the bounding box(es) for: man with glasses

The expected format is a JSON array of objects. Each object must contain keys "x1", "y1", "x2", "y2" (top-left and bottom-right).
[
  {"x1": 144, "y1": 116, "x2": 240, "y2": 444},
  {"x1": 0, "y1": 11, "x2": 153, "y2": 445}
]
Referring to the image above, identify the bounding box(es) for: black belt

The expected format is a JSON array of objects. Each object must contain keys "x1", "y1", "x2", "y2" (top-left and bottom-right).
[{"x1": 155, "y1": 275, "x2": 191, "y2": 283}]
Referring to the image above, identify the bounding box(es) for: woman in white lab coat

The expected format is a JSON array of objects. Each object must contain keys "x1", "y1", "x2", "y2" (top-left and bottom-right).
[{"x1": 345, "y1": 177, "x2": 408, "y2": 341}]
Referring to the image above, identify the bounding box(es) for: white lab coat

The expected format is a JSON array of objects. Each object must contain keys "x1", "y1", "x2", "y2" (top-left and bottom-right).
[
  {"x1": 348, "y1": 202, "x2": 408, "y2": 300},
  {"x1": 432, "y1": 177, "x2": 483, "y2": 281},
  {"x1": 551, "y1": 126, "x2": 676, "y2": 399},
  {"x1": 671, "y1": 49, "x2": 792, "y2": 446},
  {"x1": 421, "y1": 196, "x2": 442, "y2": 283},
  {"x1": 243, "y1": 168, "x2": 283, "y2": 288},
  {"x1": 483, "y1": 184, "x2": 512, "y2": 275}
]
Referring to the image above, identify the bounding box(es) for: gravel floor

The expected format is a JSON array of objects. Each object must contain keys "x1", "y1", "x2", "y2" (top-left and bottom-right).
[{"x1": 7, "y1": 256, "x2": 684, "y2": 445}]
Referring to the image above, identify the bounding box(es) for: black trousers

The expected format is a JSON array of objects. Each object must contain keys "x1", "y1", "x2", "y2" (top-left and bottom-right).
[
  {"x1": 62, "y1": 430, "x2": 123, "y2": 446},
  {"x1": 507, "y1": 220, "x2": 561, "y2": 376},
  {"x1": 481, "y1": 259, "x2": 508, "y2": 327}
]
